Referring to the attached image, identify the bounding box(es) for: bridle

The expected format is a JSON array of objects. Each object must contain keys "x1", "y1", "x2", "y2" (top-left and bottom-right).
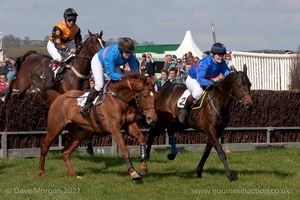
[
  {"x1": 107, "y1": 77, "x2": 155, "y2": 115},
  {"x1": 217, "y1": 73, "x2": 251, "y2": 104},
  {"x1": 67, "y1": 34, "x2": 105, "y2": 79}
]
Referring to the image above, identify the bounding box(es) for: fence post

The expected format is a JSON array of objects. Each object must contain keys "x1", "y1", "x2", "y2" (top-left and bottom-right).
[
  {"x1": 111, "y1": 137, "x2": 118, "y2": 155},
  {"x1": 1, "y1": 132, "x2": 7, "y2": 158}
]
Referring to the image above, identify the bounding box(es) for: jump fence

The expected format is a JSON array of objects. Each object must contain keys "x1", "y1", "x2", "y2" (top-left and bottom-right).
[{"x1": 1, "y1": 127, "x2": 300, "y2": 158}]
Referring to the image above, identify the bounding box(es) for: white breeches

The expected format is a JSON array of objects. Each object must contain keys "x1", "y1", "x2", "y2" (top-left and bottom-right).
[
  {"x1": 185, "y1": 75, "x2": 204, "y2": 99},
  {"x1": 91, "y1": 54, "x2": 104, "y2": 92},
  {"x1": 47, "y1": 40, "x2": 72, "y2": 62}
]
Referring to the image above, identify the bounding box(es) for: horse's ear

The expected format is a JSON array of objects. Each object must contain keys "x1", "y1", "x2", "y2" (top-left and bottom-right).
[
  {"x1": 230, "y1": 65, "x2": 237, "y2": 72},
  {"x1": 88, "y1": 29, "x2": 93, "y2": 37},
  {"x1": 243, "y1": 64, "x2": 247, "y2": 75},
  {"x1": 99, "y1": 30, "x2": 103, "y2": 37}
]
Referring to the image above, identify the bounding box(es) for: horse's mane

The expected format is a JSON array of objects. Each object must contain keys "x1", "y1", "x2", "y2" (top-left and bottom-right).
[
  {"x1": 123, "y1": 71, "x2": 143, "y2": 80},
  {"x1": 15, "y1": 50, "x2": 38, "y2": 74}
]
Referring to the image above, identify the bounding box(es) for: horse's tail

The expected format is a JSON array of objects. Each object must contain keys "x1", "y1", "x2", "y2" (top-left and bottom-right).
[
  {"x1": 15, "y1": 50, "x2": 38, "y2": 74},
  {"x1": 42, "y1": 89, "x2": 61, "y2": 106}
]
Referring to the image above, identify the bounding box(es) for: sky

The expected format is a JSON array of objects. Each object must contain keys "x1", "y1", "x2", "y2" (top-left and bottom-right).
[{"x1": 0, "y1": 0, "x2": 300, "y2": 52}]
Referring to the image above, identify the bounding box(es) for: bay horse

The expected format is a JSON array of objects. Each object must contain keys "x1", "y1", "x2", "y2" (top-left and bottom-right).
[
  {"x1": 38, "y1": 71, "x2": 157, "y2": 180},
  {"x1": 146, "y1": 67, "x2": 253, "y2": 181},
  {"x1": 7, "y1": 30, "x2": 105, "y2": 100}
]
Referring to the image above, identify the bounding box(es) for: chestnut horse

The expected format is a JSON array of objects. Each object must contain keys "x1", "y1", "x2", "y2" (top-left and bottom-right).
[
  {"x1": 7, "y1": 30, "x2": 105, "y2": 100},
  {"x1": 146, "y1": 67, "x2": 253, "y2": 181},
  {"x1": 38, "y1": 71, "x2": 157, "y2": 180}
]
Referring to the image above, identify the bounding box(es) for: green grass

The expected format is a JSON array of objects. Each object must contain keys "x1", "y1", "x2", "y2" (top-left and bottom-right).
[{"x1": 0, "y1": 148, "x2": 299, "y2": 200}]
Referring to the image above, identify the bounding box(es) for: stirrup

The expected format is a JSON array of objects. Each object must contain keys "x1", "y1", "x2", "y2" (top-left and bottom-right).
[{"x1": 80, "y1": 106, "x2": 90, "y2": 116}]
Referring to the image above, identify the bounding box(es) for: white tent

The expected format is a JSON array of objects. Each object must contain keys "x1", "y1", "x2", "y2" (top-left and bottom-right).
[{"x1": 166, "y1": 30, "x2": 203, "y2": 59}]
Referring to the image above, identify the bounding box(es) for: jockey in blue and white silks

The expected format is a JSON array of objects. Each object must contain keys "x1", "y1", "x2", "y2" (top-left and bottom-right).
[
  {"x1": 80, "y1": 37, "x2": 139, "y2": 116},
  {"x1": 178, "y1": 42, "x2": 231, "y2": 124}
]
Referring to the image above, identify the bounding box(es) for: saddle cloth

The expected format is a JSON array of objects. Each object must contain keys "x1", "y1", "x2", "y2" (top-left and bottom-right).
[
  {"x1": 177, "y1": 89, "x2": 191, "y2": 108},
  {"x1": 77, "y1": 92, "x2": 99, "y2": 107},
  {"x1": 177, "y1": 89, "x2": 206, "y2": 108}
]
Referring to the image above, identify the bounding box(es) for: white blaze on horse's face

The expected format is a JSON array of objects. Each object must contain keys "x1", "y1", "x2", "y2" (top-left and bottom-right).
[{"x1": 150, "y1": 91, "x2": 154, "y2": 97}]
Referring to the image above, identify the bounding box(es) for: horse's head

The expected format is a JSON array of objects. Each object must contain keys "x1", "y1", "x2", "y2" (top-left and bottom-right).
[
  {"x1": 123, "y1": 72, "x2": 157, "y2": 126},
  {"x1": 220, "y1": 66, "x2": 253, "y2": 110},
  {"x1": 78, "y1": 30, "x2": 105, "y2": 57}
]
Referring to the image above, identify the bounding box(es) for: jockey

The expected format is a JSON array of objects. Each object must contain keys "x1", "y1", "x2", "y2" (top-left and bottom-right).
[
  {"x1": 178, "y1": 42, "x2": 231, "y2": 123},
  {"x1": 80, "y1": 37, "x2": 139, "y2": 116},
  {"x1": 47, "y1": 8, "x2": 83, "y2": 70}
]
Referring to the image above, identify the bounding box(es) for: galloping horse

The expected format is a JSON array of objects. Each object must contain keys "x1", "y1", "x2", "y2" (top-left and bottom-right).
[
  {"x1": 38, "y1": 71, "x2": 157, "y2": 180},
  {"x1": 146, "y1": 67, "x2": 253, "y2": 181},
  {"x1": 7, "y1": 30, "x2": 105, "y2": 100}
]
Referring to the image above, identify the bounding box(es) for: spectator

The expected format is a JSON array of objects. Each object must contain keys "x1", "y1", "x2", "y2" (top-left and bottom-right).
[
  {"x1": 176, "y1": 58, "x2": 183, "y2": 77},
  {"x1": 163, "y1": 54, "x2": 172, "y2": 70},
  {"x1": 201, "y1": 50, "x2": 211, "y2": 58},
  {"x1": 181, "y1": 61, "x2": 193, "y2": 83},
  {"x1": 285, "y1": 50, "x2": 292, "y2": 54},
  {"x1": 47, "y1": 8, "x2": 83, "y2": 70},
  {"x1": 155, "y1": 69, "x2": 169, "y2": 91},
  {"x1": 0, "y1": 59, "x2": 12, "y2": 76},
  {"x1": 139, "y1": 53, "x2": 147, "y2": 75},
  {"x1": 6, "y1": 65, "x2": 15, "y2": 81},
  {"x1": 0, "y1": 73, "x2": 7, "y2": 91},
  {"x1": 144, "y1": 53, "x2": 156, "y2": 77},
  {"x1": 224, "y1": 52, "x2": 233, "y2": 67},
  {"x1": 169, "y1": 67, "x2": 183, "y2": 84}
]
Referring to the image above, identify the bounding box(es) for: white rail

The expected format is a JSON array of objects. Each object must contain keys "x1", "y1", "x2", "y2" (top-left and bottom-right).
[
  {"x1": 1, "y1": 127, "x2": 300, "y2": 158},
  {"x1": 231, "y1": 51, "x2": 296, "y2": 90}
]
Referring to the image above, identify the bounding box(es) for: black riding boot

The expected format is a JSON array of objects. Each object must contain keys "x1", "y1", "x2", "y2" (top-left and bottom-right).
[
  {"x1": 80, "y1": 88, "x2": 100, "y2": 116},
  {"x1": 178, "y1": 94, "x2": 195, "y2": 123}
]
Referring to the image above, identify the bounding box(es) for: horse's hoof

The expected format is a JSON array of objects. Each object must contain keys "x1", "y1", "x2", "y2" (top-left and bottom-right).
[
  {"x1": 139, "y1": 167, "x2": 148, "y2": 176},
  {"x1": 130, "y1": 171, "x2": 141, "y2": 180},
  {"x1": 76, "y1": 175, "x2": 84, "y2": 179},
  {"x1": 38, "y1": 172, "x2": 46, "y2": 177},
  {"x1": 167, "y1": 153, "x2": 176, "y2": 160}
]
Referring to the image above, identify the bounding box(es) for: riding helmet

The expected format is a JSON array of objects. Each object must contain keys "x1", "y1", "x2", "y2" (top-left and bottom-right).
[
  {"x1": 63, "y1": 8, "x2": 78, "y2": 19},
  {"x1": 211, "y1": 42, "x2": 227, "y2": 54},
  {"x1": 118, "y1": 37, "x2": 135, "y2": 53}
]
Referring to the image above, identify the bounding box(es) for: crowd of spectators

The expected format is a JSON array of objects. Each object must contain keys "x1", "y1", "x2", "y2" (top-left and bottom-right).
[
  {"x1": 0, "y1": 58, "x2": 16, "y2": 96},
  {"x1": 143, "y1": 50, "x2": 211, "y2": 91}
]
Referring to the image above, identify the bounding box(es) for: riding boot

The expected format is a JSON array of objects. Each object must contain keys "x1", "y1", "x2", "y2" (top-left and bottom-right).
[
  {"x1": 80, "y1": 88, "x2": 100, "y2": 116},
  {"x1": 178, "y1": 94, "x2": 195, "y2": 123}
]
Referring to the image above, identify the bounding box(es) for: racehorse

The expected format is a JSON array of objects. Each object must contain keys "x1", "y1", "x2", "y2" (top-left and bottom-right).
[
  {"x1": 7, "y1": 30, "x2": 105, "y2": 100},
  {"x1": 38, "y1": 71, "x2": 157, "y2": 180},
  {"x1": 146, "y1": 67, "x2": 253, "y2": 181}
]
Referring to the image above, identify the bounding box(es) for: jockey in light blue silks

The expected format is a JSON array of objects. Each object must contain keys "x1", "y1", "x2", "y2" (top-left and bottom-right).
[
  {"x1": 80, "y1": 37, "x2": 139, "y2": 116},
  {"x1": 178, "y1": 42, "x2": 231, "y2": 123}
]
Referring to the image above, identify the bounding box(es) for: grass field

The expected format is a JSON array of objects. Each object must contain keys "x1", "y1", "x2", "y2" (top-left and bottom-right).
[{"x1": 0, "y1": 148, "x2": 299, "y2": 200}]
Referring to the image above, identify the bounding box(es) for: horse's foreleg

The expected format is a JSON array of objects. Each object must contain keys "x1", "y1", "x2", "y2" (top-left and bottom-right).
[
  {"x1": 62, "y1": 128, "x2": 88, "y2": 178},
  {"x1": 112, "y1": 129, "x2": 141, "y2": 180},
  {"x1": 38, "y1": 134, "x2": 60, "y2": 177},
  {"x1": 196, "y1": 140, "x2": 213, "y2": 178},
  {"x1": 211, "y1": 135, "x2": 234, "y2": 181},
  {"x1": 127, "y1": 123, "x2": 147, "y2": 176}
]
